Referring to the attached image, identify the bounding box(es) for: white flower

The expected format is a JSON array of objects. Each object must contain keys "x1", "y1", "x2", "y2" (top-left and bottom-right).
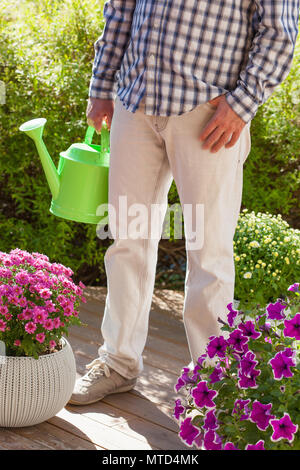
[{"x1": 243, "y1": 272, "x2": 252, "y2": 279}]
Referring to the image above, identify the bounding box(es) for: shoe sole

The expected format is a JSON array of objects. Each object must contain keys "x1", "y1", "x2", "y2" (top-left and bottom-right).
[{"x1": 68, "y1": 383, "x2": 136, "y2": 406}]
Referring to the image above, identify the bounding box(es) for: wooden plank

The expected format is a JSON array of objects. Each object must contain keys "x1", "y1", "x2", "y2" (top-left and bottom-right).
[
  {"x1": 69, "y1": 321, "x2": 190, "y2": 374},
  {"x1": 0, "y1": 428, "x2": 51, "y2": 450},
  {"x1": 68, "y1": 402, "x2": 184, "y2": 450},
  {"x1": 49, "y1": 408, "x2": 156, "y2": 450},
  {"x1": 112, "y1": 418, "x2": 186, "y2": 450},
  {"x1": 10, "y1": 421, "x2": 101, "y2": 450}
]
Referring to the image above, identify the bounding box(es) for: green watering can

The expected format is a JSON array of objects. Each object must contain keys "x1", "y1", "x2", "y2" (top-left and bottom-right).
[{"x1": 19, "y1": 118, "x2": 110, "y2": 224}]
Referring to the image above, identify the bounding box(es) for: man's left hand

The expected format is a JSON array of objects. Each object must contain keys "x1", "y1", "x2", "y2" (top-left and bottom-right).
[{"x1": 198, "y1": 95, "x2": 246, "y2": 153}]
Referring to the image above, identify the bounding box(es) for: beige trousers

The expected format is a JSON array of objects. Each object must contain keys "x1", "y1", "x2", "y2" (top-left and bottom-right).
[{"x1": 98, "y1": 94, "x2": 251, "y2": 379}]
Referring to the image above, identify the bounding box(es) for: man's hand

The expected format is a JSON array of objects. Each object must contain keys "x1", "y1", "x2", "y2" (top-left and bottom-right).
[
  {"x1": 86, "y1": 97, "x2": 114, "y2": 132},
  {"x1": 198, "y1": 95, "x2": 246, "y2": 153}
]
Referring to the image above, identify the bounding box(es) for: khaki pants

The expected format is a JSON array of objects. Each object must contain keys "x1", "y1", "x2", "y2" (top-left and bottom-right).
[{"x1": 98, "y1": 94, "x2": 251, "y2": 379}]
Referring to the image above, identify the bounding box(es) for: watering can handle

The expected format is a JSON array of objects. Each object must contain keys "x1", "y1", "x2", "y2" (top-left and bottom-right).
[{"x1": 84, "y1": 121, "x2": 110, "y2": 154}]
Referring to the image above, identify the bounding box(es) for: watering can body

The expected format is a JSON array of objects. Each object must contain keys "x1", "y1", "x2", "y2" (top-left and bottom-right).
[{"x1": 19, "y1": 119, "x2": 110, "y2": 225}]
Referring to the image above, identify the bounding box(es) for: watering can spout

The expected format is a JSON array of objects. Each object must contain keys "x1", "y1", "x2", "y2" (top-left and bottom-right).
[{"x1": 19, "y1": 118, "x2": 60, "y2": 200}]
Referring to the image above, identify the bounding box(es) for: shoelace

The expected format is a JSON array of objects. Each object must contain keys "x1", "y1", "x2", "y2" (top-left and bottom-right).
[{"x1": 83, "y1": 357, "x2": 111, "y2": 382}]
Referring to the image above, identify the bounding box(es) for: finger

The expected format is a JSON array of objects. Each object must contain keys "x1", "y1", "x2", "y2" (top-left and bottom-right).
[
  {"x1": 211, "y1": 131, "x2": 232, "y2": 153},
  {"x1": 224, "y1": 130, "x2": 241, "y2": 148},
  {"x1": 198, "y1": 116, "x2": 219, "y2": 142},
  {"x1": 201, "y1": 127, "x2": 225, "y2": 150}
]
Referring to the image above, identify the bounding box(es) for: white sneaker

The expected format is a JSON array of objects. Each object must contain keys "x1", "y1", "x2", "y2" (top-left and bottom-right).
[{"x1": 68, "y1": 356, "x2": 137, "y2": 405}]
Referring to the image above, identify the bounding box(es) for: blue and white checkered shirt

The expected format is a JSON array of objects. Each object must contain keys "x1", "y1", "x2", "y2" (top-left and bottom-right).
[{"x1": 89, "y1": 0, "x2": 299, "y2": 123}]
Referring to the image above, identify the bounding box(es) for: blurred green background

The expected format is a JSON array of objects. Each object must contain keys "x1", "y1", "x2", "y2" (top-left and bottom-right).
[{"x1": 0, "y1": 0, "x2": 299, "y2": 306}]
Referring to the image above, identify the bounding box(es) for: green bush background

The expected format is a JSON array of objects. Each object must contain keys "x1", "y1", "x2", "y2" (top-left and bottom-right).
[{"x1": 0, "y1": 0, "x2": 299, "y2": 296}]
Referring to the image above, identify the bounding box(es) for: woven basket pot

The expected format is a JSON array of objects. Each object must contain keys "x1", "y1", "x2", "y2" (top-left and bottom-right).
[{"x1": 0, "y1": 337, "x2": 76, "y2": 427}]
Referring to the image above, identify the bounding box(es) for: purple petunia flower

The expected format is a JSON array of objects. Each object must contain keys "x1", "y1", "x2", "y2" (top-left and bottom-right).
[
  {"x1": 173, "y1": 399, "x2": 185, "y2": 420},
  {"x1": 238, "y1": 368, "x2": 261, "y2": 389},
  {"x1": 269, "y1": 349, "x2": 296, "y2": 380},
  {"x1": 246, "y1": 440, "x2": 265, "y2": 450},
  {"x1": 239, "y1": 351, "x2": 259, "y2": 376},
  {"x1": 266, "y1": 301, "x2": 286, "y2": 320},
  {"x1": 284, "y1": 313, "x2": 300, "y2": 341},
  {"x1": 249, "y1": 401, "x2": 275, "y2": 431},
  {"x1": 224, "y1": 442, "x2": 238, "y2": 450},
  {"x1": 175, "y1": 367, "x2": 194, "y2": 392},
  {"x1": 227, "y1": 329, "x2": 249, "y2": 352},
  {"x1": 270, "y1": 413, "x2": 298, "y2": 443},
  {"x1": 209, "y1": 365, "x2": 223, "y2": 384},
  {"x1": 232, "y1": 399, "x2": 251, "y2": 421},
  {"x1": 238, "y1": 320, "x2": 261, "y2": 340},
  {"x1": 179, "y1": 417, "x2": 200, "y2": 447},
  {"x1": 193, "y1": 432, "x2": 205, "y2": 449},
  {"x1": 287, "y1": 283, "x2": 299, "y2": 293},
  {"x1": 206, "y1": 336, "x2": 227, "y2": 359},
  {"x1": 203, "y1": 430, "x2": 222, "y2": 450},
  {"x1": 227, "y1": 302, "x2": 238, "y2": 327},
  {"x1": 191, "y1": 381, "x2": 218, "y2": 409},
  {"x1": 203, "y1": 409, "x2": 219, "y2": 431}
]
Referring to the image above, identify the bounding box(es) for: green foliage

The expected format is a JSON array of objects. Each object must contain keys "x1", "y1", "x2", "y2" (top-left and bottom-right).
[
  {"x1": 0, "y1": 1, "x2": 299, "y2": 289},
  {"x1": 0, "y1": 0, "x2": 109, "y2": 283},
  {"x1": 234, "y1": 210, "x2": 300, "y2": 309},
  {"x1": 242, "y1": 38, "x2": 300, "y2": 228}
]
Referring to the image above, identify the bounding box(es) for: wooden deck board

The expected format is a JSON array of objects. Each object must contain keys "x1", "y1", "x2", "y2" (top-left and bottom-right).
[{"x1": 0, "y1": 287, "x2": 189, "y2": 450}]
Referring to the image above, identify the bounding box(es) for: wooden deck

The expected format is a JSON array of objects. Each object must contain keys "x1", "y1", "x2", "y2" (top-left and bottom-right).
[{"x1": 0, "y1": 287, "x2": 191, "y2": 450}]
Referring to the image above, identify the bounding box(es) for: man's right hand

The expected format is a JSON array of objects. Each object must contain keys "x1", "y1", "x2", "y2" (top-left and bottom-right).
[{"x1": 86, "y1": 97, "x2": 114, "y2": 133}]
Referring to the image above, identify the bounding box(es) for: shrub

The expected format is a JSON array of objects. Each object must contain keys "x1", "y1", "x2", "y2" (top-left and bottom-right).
[
  {"x1": 234, "y1": 210, "x2": 300, "y2": 309},
  {"x1": 174, "y1": 284, "x2": 300, "y2": 450}
]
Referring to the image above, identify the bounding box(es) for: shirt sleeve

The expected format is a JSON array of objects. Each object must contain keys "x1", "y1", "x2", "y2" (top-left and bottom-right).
[
  {"x1": 225, "y1": 0, "x2": 300, "y2": 123},
  {"x1": 89, "y1": 0, "x2": 136, "y2": 100}
]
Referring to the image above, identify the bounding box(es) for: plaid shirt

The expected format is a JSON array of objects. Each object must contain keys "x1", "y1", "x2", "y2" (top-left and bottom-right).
[{"x1": 89, "y1": 0, "x2": 299, "y2": 123}]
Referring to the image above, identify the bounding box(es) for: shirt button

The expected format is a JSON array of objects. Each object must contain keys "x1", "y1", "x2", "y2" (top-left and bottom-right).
[{"x1": 149, "y1": 54, "x2": 155, "y2": 63}]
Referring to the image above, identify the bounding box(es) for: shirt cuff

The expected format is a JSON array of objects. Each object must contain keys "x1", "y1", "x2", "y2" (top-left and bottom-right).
[
  {"x1": 88, "y1": 76, "x2": 116, "y2": 100},
  {"x1": 225, "y1": 85, "x2": 260, "y2": 123}
]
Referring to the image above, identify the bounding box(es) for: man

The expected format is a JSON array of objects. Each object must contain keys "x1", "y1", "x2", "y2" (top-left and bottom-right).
[{"x1": 69, "y1": 0, "x2": 299, "y2": 405}]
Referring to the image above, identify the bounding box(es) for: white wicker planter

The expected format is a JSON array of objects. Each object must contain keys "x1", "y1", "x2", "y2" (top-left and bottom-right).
[{"x1": 0, "y1": 337, "x2": 76, "y2": 427}]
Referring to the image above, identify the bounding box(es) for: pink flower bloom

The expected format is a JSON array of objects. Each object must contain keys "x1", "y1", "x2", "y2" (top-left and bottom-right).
[
  {"x1": 269, "y1": 349, "x2": 296, "y2": 380},
  {"x1": 36, "y1": 332, "x2": 45, "y2": 344},
  {"x1": 0, "y1": 305, "x2": 8, "y2": 315},
  {"x1": 203, "y1": 409, "x2": 219, "y2": 431},
  {"x1": 266, "y1": 301, "x2": 286, "y2": 320},
  {"x1": 43, "y1": 318, "x2": 54, "y2": 330},
  {"x1": 224, "y1": 442, "x2": 238, "y2": 450},
  {"x1": 191, "y1": 381, "x2": 218, "y2": 409},
  {"x1": 249, "y1": 401, "x2": 275, "y2": 431},
  {"x1": 15, "y1": 270, "x2": 30, "y2": 285},
  {"x1": 14, "y1": 339, "x2": 21, "y2": 347},
  {"x1": 32, "y1": 307, "x2": 48, "y2": 324},
  {"x1": 4, "y1": 312, "x2": 12, "y2": 321},
  {"x1": 39, "y1": 288, "x2": 52, "y2": 299},
  {"x1": 232, "y1": 399, "x2": 251, "y2": 421},
  {"x1": 52, "y1": 317, "x2": 61, "y2": 329},
  {"x1": 246, "y1": 440, "x2": 265, "y2": 450},
  {"x1": 270, "y1": 414, "x2": 298, "y2": 443},
  {"x1": 179, "y1": 417, "x2": 200, "y2": 447},
  {"x1": 49, "y1": 340, "x2": 56, "y2": 349},
  {"x1": 173, "y1": 399, "x2": 185, "y2": 420},
  {"x1": 284, "y1": 313, "x2": 300, "y2": 341},
  {"x1": 203, "y1": 430, "x2": 222, "y2": 450},
  {"x1": 23, "y1": 308, "x2": 33, "y2": 320},
  {"x1": 206, "y1": 336, "x2": 227, "y2": 359},
  {"x1": 25, "y1": 322, "x2": 37, "y2": 334}
]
